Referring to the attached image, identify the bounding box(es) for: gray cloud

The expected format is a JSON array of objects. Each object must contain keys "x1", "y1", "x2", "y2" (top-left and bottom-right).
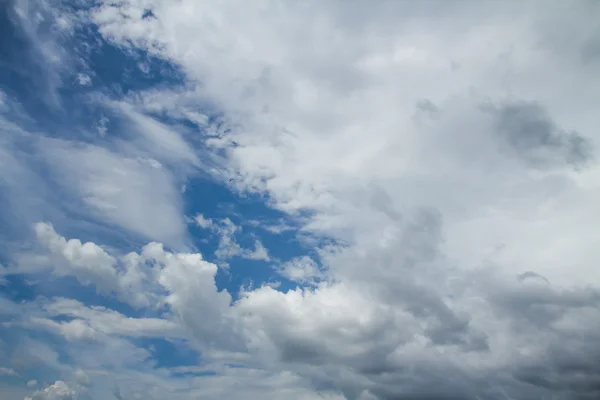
[{"x1": 487, "y1": 101, "x2": 593, "y2": 169}]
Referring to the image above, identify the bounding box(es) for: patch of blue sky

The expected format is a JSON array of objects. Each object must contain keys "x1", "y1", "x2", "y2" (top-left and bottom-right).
[
  {"x1": 183, "y1": 178, "x2": 314, "y2": 294},
  {"x1": 0, "y1": 1, "x2": 185, "y2": 139},
  {"x1": 131, "y1": 337, "x2": 199, "y2": 370}
]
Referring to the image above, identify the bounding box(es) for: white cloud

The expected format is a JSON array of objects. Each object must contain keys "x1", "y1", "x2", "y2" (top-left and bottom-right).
[
  {"x1": 247, "y1": 218, "x2": 296, "y2": 234},
  {"x1": 112, "y1": 102, "x2": 200, "y2": 167},
  {"x1": 277, "y1": 256, "x2": 322, "y2": 285},
  {"x1": 211, "y1": 218, "x2": 271, "y2": 264},
  {"x1": 244, "y1": 240, "x2": 270, "y2": 262},
  {"x1": 1, "y1": 1, "x2": 599, "y2": 399},
  {"x1": 33, "y1": 221, "x2": 119, "y2": 289},
  {"x1": 87, "y1": 1, "x2": 600, "y2": 398},
  {"x1": 27, "y1": 380, "x2": 38, "y2": 388},
  {"x1": 31, "y1": 298, "x2": 184, "y2": 341},
  {"x1": 6, "y1": 225, "x2": 600, "y2": 399},
  {"x1": 193, "y1": 213, "x2": 213, "y2": 229},
  {"x1": 90, "y1": 0, "x2": 600, "y2": 281},
  {"x1": 30, "y1": 222, "x2": 152, "y2": 308},
  {"x1": 96, "y1": 116, "x2": 109, "y2": 137},
  {"x1": 39, "y1": 139, "x2": 189, "y2": 249},
  {"x1": 24, "y1": 381, "x2": 80, "y2": 400},
  {"x1": 75, "y1": 73, "x2": 91, "y2": 86}
]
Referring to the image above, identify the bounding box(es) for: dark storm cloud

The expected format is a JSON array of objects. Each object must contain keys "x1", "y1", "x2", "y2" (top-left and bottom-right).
[{"x1": 488, "y1": 101, "x2": 593, "y2": 169}]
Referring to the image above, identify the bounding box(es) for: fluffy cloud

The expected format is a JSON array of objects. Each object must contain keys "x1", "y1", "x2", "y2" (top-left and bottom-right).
[
  {"x1": 28, "y1": 222, "x2": 152, "y2": 308},
  {"x1": 24, "y1": 381, "x2": 80, "y2": 400},
  {"x1": 87, "y1": 0, "x2": 600, "y2": 398},
  {"x1": 14, "y1": 223, "x2": 600, "y2": 399}
]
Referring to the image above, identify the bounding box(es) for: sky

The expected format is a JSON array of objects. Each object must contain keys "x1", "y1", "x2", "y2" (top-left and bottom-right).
[{"x1": 0, "y1": 0, "x2": 599, "y2": 399}]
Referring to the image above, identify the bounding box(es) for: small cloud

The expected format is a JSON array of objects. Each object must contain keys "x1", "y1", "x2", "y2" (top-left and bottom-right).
[
  {"x1": 0, "y1": 367, "x2": 19, "y2": 376},
  {"x1": 211, "y1": 219, "x2": 272, "y2": 263},
  {"x1": 75, "y1": 73, "x2": 91, "y2": 86},
  {"x1": 97, "y1": 116, "x2": 109, "y2": 137},
  {"x1": 27, "y1": 380, "x2": 38, "y2": 387},
  {"x1": 248, "y1": 219, "x2": 295, "y2": 234},
  {"x1": 194, "y1": 213, "x2": 213, "y2": 229},
  {"x1": 277, "y1": 256, "x2": 323, "y2": 285},
  {"x1": 138, "y1": 62, "x2": 151, "y2": 74},
  {"x1": 136, "y1": 157, "x2": 162, "y2": 169},
  {"x1": 244, "y1": 240, "x2": 270, "y2": 262},
  {"x1": 214, "y1": 218, "x2": 243, "y2": 261}
]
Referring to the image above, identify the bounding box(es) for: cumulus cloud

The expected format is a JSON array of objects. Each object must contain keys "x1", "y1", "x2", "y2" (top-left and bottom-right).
[
  {"x1": 24, "y1": 381, "x2": 79, "y2": 400},
  {"x1": 10, "y1": 222, "x2": 600, "y2": 399},
  {"x1": 28, "y1": 222, "x2": 152, "y2": 308},
  {"x1": 86, "y1": 0, "x2": 600, "y2": 397}
]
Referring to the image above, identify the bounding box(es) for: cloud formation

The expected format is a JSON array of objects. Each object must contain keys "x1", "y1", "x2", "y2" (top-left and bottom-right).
[{"x1": 1, "y1": 0, "x2": 599, "y2": 399}]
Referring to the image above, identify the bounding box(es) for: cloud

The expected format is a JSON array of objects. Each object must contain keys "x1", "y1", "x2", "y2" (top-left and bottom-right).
[
  {"x1": 27, "y1": 222, "x2": 152, "y2": 308},
  {"x1": 31, "y1": 297, "x2": 184, "y2": 341},
  {"x1": 277, "y1": 256, "x2": 323, "y2": 285},
  {"x1": 0, "y1": 367, "x2": 19, "y2": 377},
  {"x1": 210, "y1": 218, "x2": 271, "y2": 264},
  {"x1": 5, "y1": 224, "x2": 600, "y2": 400},
  {"x1": 5, "y1": 0, "x2": 78, "y2": 108},
  {"x1": 193, "y1": 213, "x2": 213, "y2": 229},
  {"x1": 486, "y1": 100, "x2": 593, "y2": 169},
  {"x1": 24, "y1": 381, "x2": 80, "y2": 400},
  {"x1": 2, "y1": 1, "x2": 599, "y2": 399},
  {"x1": 75, "y1": 74, "x2": 91, "y2": 86},
  {"x1": 244, "y1": 240, "x2": 271, "y2": 262},
  {"x1": 84, "y1": 1, "x2": 600, "y2": 398},
  {"x1": 111, "y1": 102, "x2": 200, "y2": 168},
  {"x1": 39, "y1": 139, "x2": 189, "y2": 248}
]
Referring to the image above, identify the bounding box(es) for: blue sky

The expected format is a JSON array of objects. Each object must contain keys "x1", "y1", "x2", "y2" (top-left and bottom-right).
[{"x1": 1, "y1": 1, "x2": 600, "y2": 400}]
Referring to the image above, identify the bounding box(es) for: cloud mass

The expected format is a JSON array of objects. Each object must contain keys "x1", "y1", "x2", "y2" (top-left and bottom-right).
[{"x1": 1, "y1": 0, "x2": 599, "y2": 399}]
